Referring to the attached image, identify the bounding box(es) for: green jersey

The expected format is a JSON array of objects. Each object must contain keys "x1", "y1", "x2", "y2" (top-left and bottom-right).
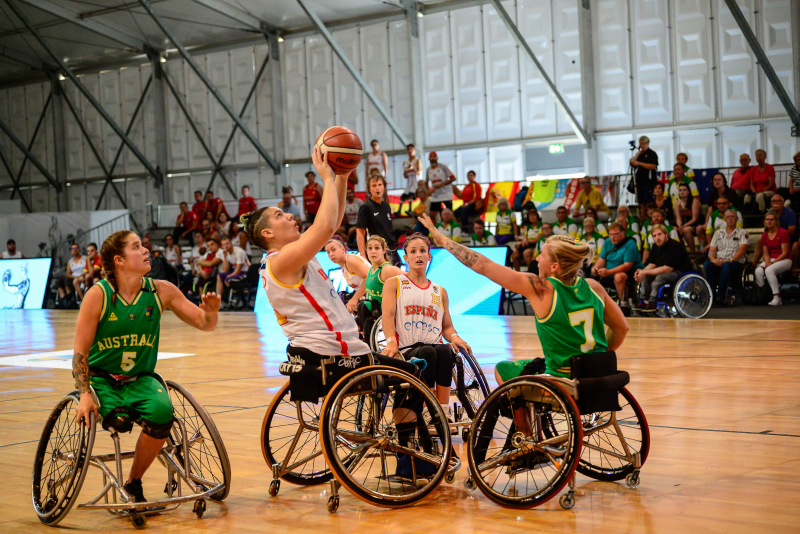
[
  {"x1": 88, "y1": 278, "x2": 163, "y2": 376},
  {"x1": 535, "y1": 277, "x2": 608, "y2": 377},
  {"x1": 365, "y1": 262, "x2": 390, "y2": 302}
]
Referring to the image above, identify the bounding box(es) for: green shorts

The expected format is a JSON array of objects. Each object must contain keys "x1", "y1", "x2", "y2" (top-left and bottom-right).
[
  {"x1": 495, "y1": 359, "x2": 533, "y2": 383},
  {"x1": 91, "y1": 374, "x2": 173, "y2": 425}
]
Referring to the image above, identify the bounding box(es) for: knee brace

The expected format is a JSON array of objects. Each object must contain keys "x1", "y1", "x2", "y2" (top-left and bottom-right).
[{"x1": 139, "y1": 417, "x2": 174, "y2": 439}]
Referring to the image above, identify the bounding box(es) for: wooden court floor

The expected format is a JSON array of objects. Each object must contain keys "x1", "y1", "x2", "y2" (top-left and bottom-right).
[{"x1": 1, "y1": 310, "x2": 799, "y2": 533}]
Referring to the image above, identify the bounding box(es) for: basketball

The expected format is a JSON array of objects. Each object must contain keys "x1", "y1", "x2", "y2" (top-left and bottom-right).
[{"x1": 314, "y1": 126, "x2": 363, "y2": 174}]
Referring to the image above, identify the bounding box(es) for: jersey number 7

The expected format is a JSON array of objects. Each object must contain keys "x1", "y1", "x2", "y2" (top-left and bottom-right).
[{"x1": 568, "y1": 309, "x2": 596, "y2": 353}]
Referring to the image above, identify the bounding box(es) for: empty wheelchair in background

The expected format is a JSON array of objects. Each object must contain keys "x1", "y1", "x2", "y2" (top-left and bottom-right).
[
  {"x1": 464, "y1": 352, "x2": 649, "y2": 510},
  {"x1": 32, "y1": 376, "x2": 230, "y2": 529},
  {"x1": 261, "y1": 352, "x2": 454, "y2": 513},
  {"x1": 370, "y1": 316, "x2": 491, "y2": 441}
]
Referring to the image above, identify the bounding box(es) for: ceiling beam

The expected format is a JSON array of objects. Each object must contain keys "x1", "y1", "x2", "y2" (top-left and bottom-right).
[
  {"x1": 0, "y1": 43, "x2": 51, "y2": 70},
  {"x1": 189, "y1": 0, "x2": 265, "y2": 31}
]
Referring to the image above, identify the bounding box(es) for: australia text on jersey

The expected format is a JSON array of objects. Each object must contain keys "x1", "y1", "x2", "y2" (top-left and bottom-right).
[{"x1": 95, "y1": 333, "x2": 156, "y2": 351}]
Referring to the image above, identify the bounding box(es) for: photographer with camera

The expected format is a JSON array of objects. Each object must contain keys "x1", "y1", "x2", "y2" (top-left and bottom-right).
[{"x1": 629, "y1": 135, "x2": 659, "y2": 218}]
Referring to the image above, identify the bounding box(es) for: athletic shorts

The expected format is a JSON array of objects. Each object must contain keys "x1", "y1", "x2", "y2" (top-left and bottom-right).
[
  {"x1": 91, "y1": 374, "x2": 173, "y2": 426},
  {"x1": 219, "y1": 270, "x2": 246, "y2": 284},
  {"x1": 495, "y1": 359, "x2": 533, "y2": 383},
  {"x1": 429, "y1": 200, "x2": 452, "y2": 213}
]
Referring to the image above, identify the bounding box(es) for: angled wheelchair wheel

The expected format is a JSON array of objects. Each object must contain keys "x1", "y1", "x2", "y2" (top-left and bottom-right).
[
  {"x1": 261, "y1": 381, "x2": 332, "y2": 486},
  {"x1": 452, "y1": 347, "x2": 490, "y2": 420},
  {"x1": 31, "y1": 392, "x2": 96, "y2": 526},
  {"x1": 577, "y1": 386, "x2": 650, "y2": 481},
  {"x1": 466, "y1": 376, "x2": 582, "y2": 509},
  {"x1": 672, "y1": 274, "x2": 712, "y2": 319},
  {"x1": 370, "y1": 316, "x2": 387, "y2": 353},
  {"x1": 166, "y1": 381, "x2": 231, "y2": 501},
  {"x1": 320, "y1": 366, "x2": 451, "y2": 508}
]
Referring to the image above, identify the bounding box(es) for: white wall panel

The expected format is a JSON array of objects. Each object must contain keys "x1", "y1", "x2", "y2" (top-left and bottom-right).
[
  {"x1": 421, "y1": 12, "x2": 455, "y2": 146},
  {"x1": 139, "y1": 64, "x2": 157, "y2": 174},
  {"x1": 0, "y1": 90, "x2": 9, "y2": 185},
  {"x1": 125, "y1": 179, "x2": 147, "y2": 212},
  {"x1": 306, "y1": 36, "x2": 335, "y2": 145},
  {"x1": 106, "y1": 183, "x2": 125, "y2": 210},
  {"x1": 765, "y1": 121, "x2": 798, "y2": 164},
  {"x1": 254, "y1": 44, "x2": 274, "y2": 165},
  {"x1": 333, "y1": 28, "x2": 364, "y2": 148},
  {"x1": 64, "y1": 82, "x2": 85, "y2": 180},
  {"x1": 720, "y1": 124, "x2": 760, "y2": 166},
  {"x1": 282, "y1": 39, "x2": 310, "y2": 160},
  {"x1": 489, "y1": 144, "x2": 523, "y2": 182},
  {"x1": 30, "y1": 187, "x2": 51, "y2": 212},
  {"x1": 646, "y1": 131, "x2": 675, "y2": 171},
  {"x1": 86, "y1": 182, "x2": 105, "y2": 210},
  {"x1": 389, "y1": 20, "x2": 414, "y2": 150},
  {"x1": 456, "y1": 148, "x2": 490, "y2": 185},
  {"x1": 184, "y1": 58, "x2": 212, "y2": 168},
  {"x1": 631, "y1": 0, "x2": 673, "y2": 125},
  {"x1": 258, "y1": 167, "x2": 278, "y2": 198},
  {"x1": 68, "y1": 183, "x2": 86, "y2": 212},
  {"x1": 518, "y1": 0, "x2": 558, "y2": 137},
  {"x1": 360, "y1": 23, "x2": 394, "y2": 149},
  {"x1": 390, "y1": 155, "x2": 405, "y2": 190},
  {"x1": 553, "y1": 0, "x2": 583, "y2": 135},
  {"x1": 119, "y1": 67, "x2": 144, "y2": 175},
  {"x1": 8, "y1": 87, "x2": 27, "y2": 181},
  {"x1": 673, "y1": 0, "x2": 715, "y2": 122},
  {"x1": 207, "y1": 51, "x2": 233, "y2": 163},
  {"x1": 79, "y1": 75, "x2": 104, "y2": 178},
  {"x1": 596, "y1": 134, "x2": 634, "y2": 175},
  {"x1": 170, "y1": 176, "x2": 191, "y2": 206},
  {"x1": 716, "y1": 0, "x2": 758, "y2": 118},
  {"x1": 99, "y1": 71, "x2": 122, "y2": 174},
  {"x1": 677, "y1": 128, "x2": 717, "y2": 168},
  {"x1": 165, "y1": 60, "x2": 189, "y2": 170},
  {"x1": 234, "y1": 168, "x2": 260, "y2": 198},
  {"x1": 24, "y1": 84, "x2": 46, "y2": 185},
  {"x1": 484, "y1": 2, "x2": 522, "y2": 140},
  {"x1": 450, "y1": 7, "x2": 488, "y2": 144},
  {"x1": 593, "y1": 0, "x2": 634, "y2": 130},
  {"x1": 230, "y1": 47, "x2": 258, "y2": 165},
  {"x1": 760, "y1": 0, "x2": 795, "y2": 116}
]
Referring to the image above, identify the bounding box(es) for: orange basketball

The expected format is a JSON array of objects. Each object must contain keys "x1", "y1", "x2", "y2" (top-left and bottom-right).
[{"x1": 314, "y1": 126, "x2": 363, "y2": 174}]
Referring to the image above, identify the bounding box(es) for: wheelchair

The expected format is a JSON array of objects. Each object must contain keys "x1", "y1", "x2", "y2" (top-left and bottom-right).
[
  {"x1": 464, "y1": 352, "x2": 649, "y2": 509},
  {"x1": 632, "y1": 271, "x2": 713, "y2": 319},
  {"x1": 370, "y1": 316, "x2": 491, "y2": 441},
  {"x1": 260, "y1": 352, "x2": 455, "y2": 512},
  {"x1": 32, "y1": 375, "x2": 231, "y2": 528}
]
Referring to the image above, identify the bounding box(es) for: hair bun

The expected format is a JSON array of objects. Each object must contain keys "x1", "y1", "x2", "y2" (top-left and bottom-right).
[{"x1": 238, "y1": 212, "x2": 252, "y2": 229}]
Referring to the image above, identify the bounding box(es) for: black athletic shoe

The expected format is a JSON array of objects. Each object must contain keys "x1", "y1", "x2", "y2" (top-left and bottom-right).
[{"x1": 123, "y1": 478, "x2": 146, "y2": 503}]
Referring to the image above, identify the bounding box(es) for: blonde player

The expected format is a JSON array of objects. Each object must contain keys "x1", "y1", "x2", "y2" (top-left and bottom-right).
[{"x1": 324, "y1": 235, "x2": 371, "y2": 312}]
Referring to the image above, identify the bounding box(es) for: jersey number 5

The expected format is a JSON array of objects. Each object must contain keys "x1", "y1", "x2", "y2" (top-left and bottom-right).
[
  {"x1": 120, "y1": 351, "x2": 137, "y2": 372},
  {"x1": 568, "y1": 309, "x2": 596, "y2": 353}
]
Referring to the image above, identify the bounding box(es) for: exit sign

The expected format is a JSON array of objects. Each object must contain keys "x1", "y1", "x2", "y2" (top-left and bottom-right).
[{"x1": 548, "y1": 144, "x2": 564, "y2": 154}]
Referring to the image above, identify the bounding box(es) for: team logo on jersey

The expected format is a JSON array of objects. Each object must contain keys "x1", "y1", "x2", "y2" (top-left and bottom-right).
[
  {"x1": 109, "y1": 312, "x2": 118, "y2": 321},
  {"x1": 129, "y1": 314, "x2": 135, "y2": 321},
  {"x1": 401, "y1": 279, "x2": 410, "y2": 285},
  {"x1": 433, "y1": 286, "x2": 439, "y2": 294},
  {"x1": 145, "y1": 306, "x2": 153, "y2": 317},
  {"x1": 317, "y1": 268, "x2": 329, "y2": 281}
]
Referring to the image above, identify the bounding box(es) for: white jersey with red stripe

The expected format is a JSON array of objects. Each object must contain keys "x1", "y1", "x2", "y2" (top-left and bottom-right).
[
  {"x1": 367, "y1": 151, "x2": 384, "y2": 176},
  {"x1": 393, "y1": 274, "x2": 445, "y2": 350},
  {"x1": 342, "y1": 253, "x2": 371, "y2": 289},
  {"x1": 261, "y1": 252, "x2": 370, "y2": 357}
]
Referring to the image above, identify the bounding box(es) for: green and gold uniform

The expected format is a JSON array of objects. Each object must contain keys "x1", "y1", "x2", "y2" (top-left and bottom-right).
[
  {"x1": 363, "y1": 262, "x2": 390, "y2": 311},
  {"x1": 89, "y1": 278, "x2": 173, "y2": 429},
  {"x1": 496, "y1": 277, "x2": 608, "y2": 381}
]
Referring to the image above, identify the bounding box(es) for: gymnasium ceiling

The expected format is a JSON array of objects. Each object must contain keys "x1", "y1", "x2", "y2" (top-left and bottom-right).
[{"x1": 0, "y1": 0, "x2": 435, "y2": 88}]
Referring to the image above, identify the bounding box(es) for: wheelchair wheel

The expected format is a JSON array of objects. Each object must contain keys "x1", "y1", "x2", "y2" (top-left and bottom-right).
[
  {"x1": 261, "y1": 381, "x2": 333, "y2": 486},
  {"x1": 166, "y1": 381, "x2": 231, "y2": 501},
  {"x1": 452, "y1": 347, "x2": 490, "y2": 420},
  {"x1": 672, "y1": 273, "x2": 712, "y2": 318},
  {"x1": 577, "y1": 386, "x2": 649, "y2": 481},
  {"x1": 370, "y1": 316, "x2": 387, "y2": 353},
  {"x1": 320, "y1": 366, "x2": 451, "y2": 508},
  {"x1": 466, "y1": 376, "x2": 582, "y2": 509},
  {"x1": 31, "y1": 392, "x2": 96, "y2": 526}
]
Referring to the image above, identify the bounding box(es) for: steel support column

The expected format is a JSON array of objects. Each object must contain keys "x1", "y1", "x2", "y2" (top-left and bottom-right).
[
  {"x1": 722, "y1": 0, "x2": 800, "y2": 136},
  {"x1": 149, "y1": 53, "x2": 171, "y2": 204},
  {"x1": 265, "y1": 28, "x2": 286, "y2": 190},
  {"x1": 578, "y1": 0, "x2": 597, "y2": 171},
  {"x1": 139, "y1": 0, "x2": 281, "y2": 173},
  {"x1": 296, "y1": 0, "x2": 411, "y2": 148},
  {"x1": 402, "y1": 0, "x2": 425, "y2": 154},
  {"x1": 50, "y1": 76, "x2": 69, "y2": 211},
  {"x1": 488, "y1": 0, "x2": 589, "y2": 146}
]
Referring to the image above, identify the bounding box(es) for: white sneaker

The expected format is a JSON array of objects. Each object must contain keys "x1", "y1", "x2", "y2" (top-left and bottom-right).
[{"x1": 768, "y1": 296, "x2": 782, "y2": 306}]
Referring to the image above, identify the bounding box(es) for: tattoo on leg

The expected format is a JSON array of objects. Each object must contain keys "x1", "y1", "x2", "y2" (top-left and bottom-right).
[
  {"x1": 73, "y1": 352, "x2": 90, "y2": 393},
  {"x1": 444, "y1": 241, "x2": 479, "y2": 267}
]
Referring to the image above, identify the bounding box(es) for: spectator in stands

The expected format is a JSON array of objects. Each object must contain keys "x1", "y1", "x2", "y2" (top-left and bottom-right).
[
  {"x1": 435, "y1": 209, "x2": 462, "y2": 244},
  {"x1": 454, "y1": 170, "x2": 483, "y2": 225},
  {"x1": 347, "y1": 168, "x2": 359, "y2": 191},
  {"x1": 398, "y1": 144, "x2": 421, "y2": 215},
  {"x1": 190, "y1": 231, "x2": 207, "y2": 278},
  {"x1": 753, "y1": 211, "x2": 791, "y2": 306},
  {"x1": 337, "y1": 187, "x2": 363, "y2": 245},
  {"x1": 229, "y1": 216, "x2": 252, "y2": 256},
  {"x1": 513, "y1": 209, "x2": 543, "y2": 270},
  {"x1": 303, "y1": 170, "x2": 323, "y2": 224},
  {"x1": 195, "y1": 238, "x2": 223, "y2": 292},
  {"x1": 702, "y1": 196, "x2": 743, "y2": 254},
  {"x1": 572, "y1": 177, "x2": 610, "y2": 222},
  {"x1": 469, "y1": 218, "x2": 496, "y2": 246},
  {"x1": 616, "y1": 204, "x2": 640, "y2": 234},
  {"x1": 192, "y1": 190, "x2": 207, "y2": 218},
  {"x1": 426, "y1": 151, "x2": 456, "y2": 222},
  {"x1": 3, "y1": 239, "x2": 24, "y2": 258},
  {"x1": 674, "y1": 152, "x2": 695, "y2": 179},
  {"x1": 579, "y1": 217, "x2": 605, "y2": 277},
  {"x1": 494, "y1": 197, "x2": 518, "y2": 245},
  {"x1": 674, "y1": 183, "x2": 702, "y2": 253},
  {"x1": 751, "y1": 149, "x2": 777, "y2": 212},
  {"x1": 704, "y1": 209, "x2": 749, "y2": 305},
  {"x1": 366, "y1": 139, "x2": 389, "y2": 178},
  {"x1": 82, "y1": 242, "x2": 102, "y2": 289},
  {"x1": 731, "y1": 153, "x2": 754, "y2": 207},
  {"x1": 789, "y1": 151, "x2": 800, "y2": 211},
  {"x1": 616, "y1": 214, "x2": 642, "y2": 250},
  {"x1": 553, "y1": 205, "x2": 579, "y2": 237},
  {"x1": 770, "y1": 195, "x2": 797, "y2": 242},
  {"x1": 205, "y1": 190, "x2": 229, "y2": 220},
  {"x1": 634, "y1": 224, "x2": 692, "y2": 310},
  {"x1": 174, "y1": 201, "x2": 199, "y2": 243},
  {"x1": 652, "y1": 183, "x2": 674, "y2": 224},
  {"x1": 629, "y1": 135, "x2": 659, "y2": 211},
  {"x1": 640, "y1": 203, "x2": 656, "y2": 238},
  {"x1": 216, "y1": 236, "x2": 250, "y2": 299},
  {"x1": 460, "y1": 190, "x2": 486, "y2": 231},
  {"x1": 163, "y1": 234, "x2": 182, "y2": 271},
  {"x1": 200, "y1": 218, "x2": 221, "y2": 242},
  {"x1": 237, "y1": 185, "x2": 257, "y2": 217},
  {"x1": 584, "y1": 207, "x2": 608, "y2": 236},
  {"x1": 357, "y1": 173, "x2": 401, "y2": 266},
  {"x1": 55, "y1": 243, "x2": 87, "y2": 307},
  {"x1": 592, "y1": 222, "x2": 642, "y2": 309},
  {"x1": 667, "y1": 162, "x2": 699, "y2": 213},
  {"x1": 411, "y1": 185, "x2": 432, "y2": 235},
  {"x1": 526, "y1": 221, "x2": 553, "y2": 275},
  {"x1": 216, "y1": 211, "x2": 231, "y2": 237},
  {"x1": 707, "y1": 172, "x2": 738, "y2": 213},
  {"x1": 280, "y1": 186, "x2": 302, "y2": 219},
  {"x1": 642, "y1": 209, "x2": 678, "y2": 264}
]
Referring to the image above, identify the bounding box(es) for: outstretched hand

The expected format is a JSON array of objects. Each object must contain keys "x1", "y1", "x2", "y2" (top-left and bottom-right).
[
  {"x1": 200, "y1": 291, "x2": 221, "y2": 314},
  {"x1": 418, "y1": 214, "x2": 446, "y2": 246},
  {"x1": 312, "y1": 146, "x2": 336, "y2": 182}
]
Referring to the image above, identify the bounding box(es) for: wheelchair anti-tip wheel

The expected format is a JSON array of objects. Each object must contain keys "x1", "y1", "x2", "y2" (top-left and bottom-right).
[
  {"x1": 320, "y1": 366, "x2": 452, "y2": 508},
  {"x1": 261, "y1": 381, "x2": 333, "y2": 487},
  {"x1": 370, "y1": 316, "x2": 387, "y2": 353},
  {"x1": 32, "y1": 392, "x2": 96, "y2": 526},
  {"x1": 577, "y1": 386, "x2": 650, "y2": 482},
  {"x1": 672, "y1": 273, "x2": 713, "y2": 319},
  {"x1": 466, "y1": 376, "x2": 582, "y2": 509},
  {"x1": 167, "y1": 381, "x2": 231, "y2": 501}
]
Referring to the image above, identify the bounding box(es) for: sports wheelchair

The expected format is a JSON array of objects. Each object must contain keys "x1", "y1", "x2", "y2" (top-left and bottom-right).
[
  {"x1": 631, "y1": 271, "x2": 713, "y2": 319},
  {"x1": 31, "y1": 375, "x2": 230, "y2": 529},
  {"x1": 260, "y1": 351, "x2": 457, "y2": 512},
  {"x1": 464, "y1": 352, "x2": 649, "y2": 509}
]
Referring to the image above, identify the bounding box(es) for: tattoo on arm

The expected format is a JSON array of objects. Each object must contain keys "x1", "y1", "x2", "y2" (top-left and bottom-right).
[
  {"x1": 527, "y1": 275, "x2": 546, "y2": 302},
  {"x1": 73, "y1": 352, "x2": 90, "y2": 393},
  {"x1": 443, "y1": 240, "x2": 480, "y2": 268}
]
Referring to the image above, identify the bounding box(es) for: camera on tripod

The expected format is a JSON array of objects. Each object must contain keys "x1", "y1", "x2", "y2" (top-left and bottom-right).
[{"x1": 629, "y1": 140, "x2": 637, "y2": 150}]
